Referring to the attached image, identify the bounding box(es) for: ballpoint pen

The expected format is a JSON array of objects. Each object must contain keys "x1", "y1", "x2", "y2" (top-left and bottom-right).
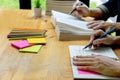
[
  {"x1": 69, "y1": 8, "x2": 77, "y2": 15},
  {"x1": 83, "y1": 27, "x2": 116, "y2": 50}
]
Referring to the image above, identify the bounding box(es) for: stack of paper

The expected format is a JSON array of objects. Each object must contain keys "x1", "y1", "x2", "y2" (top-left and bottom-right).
[
  {"x1": 51, "y1": 10, "x2": 94, "y2": 41},
  {"x1": 46, "y1": 0, "x2": 75, "y2": 15}
]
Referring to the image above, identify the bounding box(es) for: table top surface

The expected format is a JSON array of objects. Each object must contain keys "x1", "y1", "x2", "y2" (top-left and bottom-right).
[{"x1": 0, "y1": 9, "x2": 120, "y2": 80}]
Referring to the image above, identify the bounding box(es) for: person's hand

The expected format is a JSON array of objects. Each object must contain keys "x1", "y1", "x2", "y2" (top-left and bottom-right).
[
  {"x1": 89, "y1": 30, "x2": 115, "y2": 49},
  {"x1": 72, "y1": 1, "x2": 90, "y2": 19},
  {"x1": 87, "y1": 20, "x2": 115, "y2": 31},
  {"x1": 73, "y1": 55, "x2": 120, "y2": 77}
]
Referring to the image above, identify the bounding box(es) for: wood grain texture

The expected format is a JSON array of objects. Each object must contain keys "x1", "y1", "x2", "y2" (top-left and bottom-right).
[{"x1": 0, "y1": 9, "x2": 119, "y2": 80}]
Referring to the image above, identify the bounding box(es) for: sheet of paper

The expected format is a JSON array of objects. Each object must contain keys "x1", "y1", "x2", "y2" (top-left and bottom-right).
[
  {"x1": 52, "y1": 10, "x2": 93, "y2": 31},
  {"x1": 69, "y1": 45, "x2": 118, "y2": 58},
  {"x1": 69, "y1": 45, "x2": 119, "y2": 79},
  {"x1": 52, "y1": 10, "x2": 79, "y2": 20}
]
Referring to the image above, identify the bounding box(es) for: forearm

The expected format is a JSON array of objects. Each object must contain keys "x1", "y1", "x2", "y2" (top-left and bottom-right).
[
  {"x1": 113, "y1": 36, "x2": 120, "y2": 45},
  {"x1": 89, "y1": 8, "x2": 104, "y2": 19},
  {"x1": 111, "y1": 23, "x2": 120, "y2": 30}
]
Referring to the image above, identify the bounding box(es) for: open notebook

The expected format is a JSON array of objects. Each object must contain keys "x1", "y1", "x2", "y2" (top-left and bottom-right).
[
  {"x1": 69, "y1": 45, "x2": 120, "y2": 80},
  {"x1": 51, "y1": 10, "x2": 94, "y2": 41}
]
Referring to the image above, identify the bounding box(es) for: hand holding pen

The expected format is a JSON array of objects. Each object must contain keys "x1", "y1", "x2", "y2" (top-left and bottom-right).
[
  {"x1": 70, "y1": 0, "x2": 90, "y2": 19},
  {"x1": 69, "y1": 0, "x2": 80, "y2": 15},
  {"x1": 83, "y1": 27, "x2": 116, "y2": 50}
]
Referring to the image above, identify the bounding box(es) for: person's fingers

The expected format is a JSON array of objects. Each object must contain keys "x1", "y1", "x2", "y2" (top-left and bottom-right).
[
  {"x1": 75, "y1": 55, "x2": 95, "y2": 58},
  {"x1": 93, "y1": 38, "x2": 107, "y2": 45},
  {"x1": 105, "y1": 27, "x2": 111, "y2": 32},
  {"x1": 90, "y1": 30, "x2": 105, "y2": 42},
  {"x1": 87, "y1": 21, "x2": 98, "y2": 28},
  {"x1": 90, "y1": 45, "x2": 98, "y2": 50},
  {"x1": 73, "y1": 57, "x2": 94, "y2": 62},
  {"x1": 73, "y1": 11, "x2": 83, "y2": 18},
  {"x1": 77, "y1": 66, "x2": 96, "y2": 72},
  {"x1": 73, "y1": 1, "x2": 83, "y2": 9},
  {"x1": 73, "y1": 1, "x2": 80, "y2": 9},
  {"x1": 87, "y1": 21, "x2": 107, "y2": 30},
  {"x1": 73, "y1": 61, "x2": 95, "y2": 66}
]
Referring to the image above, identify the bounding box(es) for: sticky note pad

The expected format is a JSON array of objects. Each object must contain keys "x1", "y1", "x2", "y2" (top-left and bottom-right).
[
  {"x1": 27, "y1": 38, "x2": 46, "y2": 44},
  {"x1": 19, "y1": 45, "x2": 42, "y2": 53},
  {"x1": 78, "y1": 70, "x2": 98, "y2": 74},
  {"x1": 11, "y1": 40, "x2": 33, "y2": 49}
]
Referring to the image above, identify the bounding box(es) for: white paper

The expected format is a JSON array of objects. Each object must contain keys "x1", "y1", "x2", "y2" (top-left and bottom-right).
[
  {"x1": 69, "y1": 45, "x2": 118, "y2": 58},
  {"x1": 69, "y1": 45, "x2": 120, "y2": 79}
]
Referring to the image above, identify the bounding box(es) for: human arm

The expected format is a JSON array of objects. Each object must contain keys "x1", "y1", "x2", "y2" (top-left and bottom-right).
[
  {"x1": 72, "y1": 1, "x2": 103, "y2": 19},
  {"x1": 73, "y1": 55, "x2": 120, "y2": 77},
  {"x1": 87, "y1": 21, "x2": 120, "y2": 31},
  {"x1": 73, "y1": 0, "x2": 118, "y2": 20},
  {"x1": 89, "y1": 29, "x2": 120, "y2": 49}
]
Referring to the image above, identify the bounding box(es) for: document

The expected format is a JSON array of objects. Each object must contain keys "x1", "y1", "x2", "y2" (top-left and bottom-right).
[
  {"x1": 51, "y1": 10, "x2": 94, "y2": 41},
  {"x1": 69, "y1": 45, "x2": 120, "y2": 79}
]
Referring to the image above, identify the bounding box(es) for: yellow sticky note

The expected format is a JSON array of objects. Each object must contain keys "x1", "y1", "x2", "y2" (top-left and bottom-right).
[{"x1": 27, "y1": 38, "x2": 46, "y2": 44}]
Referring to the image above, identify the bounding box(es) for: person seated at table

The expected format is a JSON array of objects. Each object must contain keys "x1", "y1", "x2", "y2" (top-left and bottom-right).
[
  {"x1": 72, "y1": 0, "x2": 120, "y2": 77},
  {"x1": 73, "y1": 29, "x2": 120, "y2": 77},
  {"x1": 72, "y1": 0, "x2": 120, "y2": 34}
]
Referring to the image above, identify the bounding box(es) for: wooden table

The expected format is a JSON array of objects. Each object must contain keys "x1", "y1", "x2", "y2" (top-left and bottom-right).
[{"x1": 0, "y1": 9, "x2": 120, "y2": 80}]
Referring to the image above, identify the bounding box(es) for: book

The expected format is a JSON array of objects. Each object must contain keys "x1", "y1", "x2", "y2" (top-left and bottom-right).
[
  {"x1": 69, "y1": 45, "x2": 120, "y2": 80},
  {"x1": 51, "y1": 10, "x2": 94, "y2": 41},
  {"x1": 7, "y1": 29, "x2": 47, "y2": 40}
]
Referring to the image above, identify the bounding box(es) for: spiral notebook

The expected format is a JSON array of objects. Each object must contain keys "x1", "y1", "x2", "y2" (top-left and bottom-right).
[{"x1": 69, "y1": 45, "x2": 120, "y2": 80}]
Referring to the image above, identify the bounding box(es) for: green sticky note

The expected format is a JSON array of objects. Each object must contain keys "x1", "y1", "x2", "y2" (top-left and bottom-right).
[{"x1": 19, "y1": 45, "x2": 42, "y2": 53}]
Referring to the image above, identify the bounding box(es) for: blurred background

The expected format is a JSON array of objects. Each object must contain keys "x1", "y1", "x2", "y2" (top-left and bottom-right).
[{"x1": 0, "y1": 0, "x2": 107, "y2": 9}]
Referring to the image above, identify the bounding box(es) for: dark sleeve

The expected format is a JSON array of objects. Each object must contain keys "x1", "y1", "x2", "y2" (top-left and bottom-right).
[{"x1": 97, "y1": 0, "x2": 118, "y2": 20}]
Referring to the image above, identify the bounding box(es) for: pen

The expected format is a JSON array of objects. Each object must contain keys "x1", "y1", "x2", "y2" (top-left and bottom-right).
[
  {"x1": 69, "y1": 8, "x2": 77, "y2": 15},
  {"x1": 69, "y1": 0, "x2": 80, "y2": 15},
  {"x1": 83, "y1": 27, "x2": 116, "y2": 50}
]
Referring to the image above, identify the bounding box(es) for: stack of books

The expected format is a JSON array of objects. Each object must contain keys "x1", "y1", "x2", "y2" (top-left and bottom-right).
[
  {"x1": 46, "y1": 0, "x2": 75, "y2": 15},
  {"x1": 7, "y1": 29, "x2": 47, "y2": 40},
  {"x1": 7, "y1": 29, "x2": 47, "y2": 53}
]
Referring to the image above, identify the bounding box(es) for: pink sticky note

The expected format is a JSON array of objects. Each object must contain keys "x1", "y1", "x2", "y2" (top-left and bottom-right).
[
  {"x1": 11, "y1": 40, "x2": 33, "y2": 49},
  {"x1": 78, "y1": 70, "x2": 99, "y2": 74}
]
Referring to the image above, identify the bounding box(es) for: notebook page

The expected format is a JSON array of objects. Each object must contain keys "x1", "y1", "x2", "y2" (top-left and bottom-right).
[
  {"x1": 51, "y1": 10, "x2": 80, "y2": 20},
  {"x1": 69, "y1": 45, "x2": 118, "y2": 58},
  {"x1": 69, "y1": 45, "x2": 120, "y2": 79}
]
